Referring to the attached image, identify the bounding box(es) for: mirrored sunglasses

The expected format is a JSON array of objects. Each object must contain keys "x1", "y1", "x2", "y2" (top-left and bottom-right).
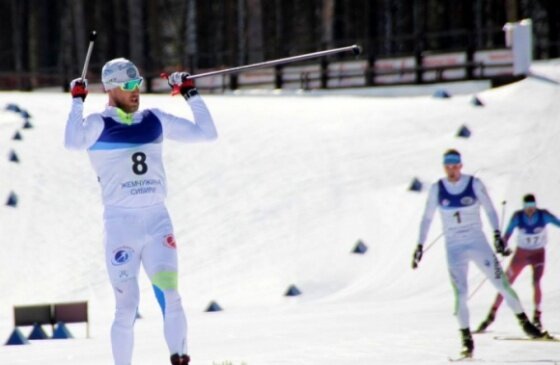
[{"x1": 111, "y1": 77, "x2": 143, "y2": 91}]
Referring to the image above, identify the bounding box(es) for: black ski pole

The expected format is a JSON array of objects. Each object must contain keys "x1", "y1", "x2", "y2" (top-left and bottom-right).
[
  {"x1": 412, "y1": 232, "x2": 443, "y2": 269},
  {"x1": 161, "y1": 44, "x2": 361, "y2": 81},
  {"x1": 424, "y1": 232, "x2": 444, "y2": 254},
  {"x1": 500, "y1": 200, "x2": 507, "y2": 231},
  {"x1": 469, "y1": 200, "x2": 508, "y2": 300},
  {"x1": 80, "y1": 30, "x2": 97, "y2": 81}
]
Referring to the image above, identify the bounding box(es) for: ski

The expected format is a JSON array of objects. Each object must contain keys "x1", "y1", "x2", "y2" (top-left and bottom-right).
[
  {"x1": 448, "y1": 355, "x2": 484, "y2": 362},
  {"x1": 493, "y1": 335, "x2": 559, "y2": 342}
]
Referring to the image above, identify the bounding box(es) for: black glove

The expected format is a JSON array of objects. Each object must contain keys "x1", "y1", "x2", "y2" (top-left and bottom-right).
[
  {"x1": 412, "y1": 244, "x2": 423, "y2": 269},
  {"x1": 167, "y1": 72, "x2": 199, "y2": 99},
  {"x1": 70, "y1": 78, "x2": 88, "y2": 101},
  {"x1": 493, "y1": 230, "x2": 511, "y2": 256}
]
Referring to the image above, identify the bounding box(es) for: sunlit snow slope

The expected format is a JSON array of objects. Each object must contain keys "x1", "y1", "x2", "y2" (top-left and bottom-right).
[{"x1": 1, "y1": 65, "x2": 560, "y2": 364}]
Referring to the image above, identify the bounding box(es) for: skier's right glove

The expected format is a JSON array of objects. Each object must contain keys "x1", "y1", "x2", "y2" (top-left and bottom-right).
[
  {"x1": 167, "y1": 72, "x2": 199, "y2": 99},
  {"x1": 412, "y1": 243, "x2": 423, "y2": 269},
  {"x1": 493, "y1": 230, "x2": 511, "y2": 256},
  {"x1": 70, "y1": 78, "x2": 88, "y2": 101}
]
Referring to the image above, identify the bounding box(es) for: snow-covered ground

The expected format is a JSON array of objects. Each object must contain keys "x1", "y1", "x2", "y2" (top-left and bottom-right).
[{"x1": 1, "y1": 66, "x2": 560, "y2": 365}]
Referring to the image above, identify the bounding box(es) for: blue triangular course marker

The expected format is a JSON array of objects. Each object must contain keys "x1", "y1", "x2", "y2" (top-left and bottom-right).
[
  {"x1": 352, "y1": 240, "x2": 368, "y2": 254},
  {"x1": 6, "y1": 192, "x2": 18, "y2": 207},
  {"x1": 409, "y1": 177, "x2": 422, "y2": 192},
  {"x1": 52, "y1": 322, "x2": 73, "y2": 339},
  {"x1": 5, "y1": 103, "x2": 21, "y2": 113},
  {"x1": 471, "y1": 96, "x2": 484, "y2": 107},
  {"x1": 285, "y1": 285, "x2": 301, "y2": 297},
  {"x1": 22, "y1": 119, "x2": 33, "y2": 129},
  {"x1": 5, "y1": 328, "x2": 29, "y2": 345},
  {"x1": 205, "y1": 301, "x2": 222, "y2": 312},
  {"x1": 28, "y1": 323, "x2": 49, "y2": 340},
  {"x1": 20, "y1": 110, "x2": 32, "y2": 119},
  {"x1": 456, "y1": 125, "x2": 471, "y2": 138},
  {"x1": 12, "y1": 131, "x2": 22, "y2": 140},
  {"x1": 433, "y1": 89, "x2": 451, "y2": 98},
  {"x1": 8, "y1": 150, "x2": 19, "y2": 163}
]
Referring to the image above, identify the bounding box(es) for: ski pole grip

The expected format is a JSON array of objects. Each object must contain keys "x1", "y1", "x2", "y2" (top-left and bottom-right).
[{"x1": 160, "y1": 73, "x2": 182, "y2": 96}]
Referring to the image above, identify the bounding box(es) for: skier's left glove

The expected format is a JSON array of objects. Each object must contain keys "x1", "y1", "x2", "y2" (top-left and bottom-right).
[
  {"x1": 167, "y1": 72, "x2": 199, "y2": 99},
  {"x1": 493, "y1": 230, "x2": 511, "y2": 256},
  {"x1": 412, "y1": 243, "x2": 423, "y2": 269},
  {"x1": 70, "y1": 78, "x2": 88, "y2": 101}
]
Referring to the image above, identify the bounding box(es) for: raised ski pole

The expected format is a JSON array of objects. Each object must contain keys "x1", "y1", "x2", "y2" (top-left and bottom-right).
[
  {"x1": 80, "y1": 30, "x2": 97, "y2": 81},
  {"x1": 469, "y1": 200, "x2": 508, "y2": 300},
  {"x1": 161, "y1": 44, "x2": 361, "y2": 82}
]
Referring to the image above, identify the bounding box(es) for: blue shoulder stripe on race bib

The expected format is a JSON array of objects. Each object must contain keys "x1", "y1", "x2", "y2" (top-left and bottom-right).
[
  {"x1": 89, "y1": 110, "x2": 163, "y2": 151},
  {"x1": 89, "y1": 141, "x2": 147, "y2": 150}
]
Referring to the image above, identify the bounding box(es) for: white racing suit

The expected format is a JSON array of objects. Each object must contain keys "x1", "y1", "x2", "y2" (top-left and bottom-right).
[
  {"x1": 65, "y1": 95, "x2": 217, "y2": 365},
  {"x1": 418, "y1": 174, "x2": 523, "y2": 329}
]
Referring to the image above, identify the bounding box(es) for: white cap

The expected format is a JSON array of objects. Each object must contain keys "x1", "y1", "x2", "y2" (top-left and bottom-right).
[{"x1": 101, "y1": 58, "x2": 141, "y2": 90}]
